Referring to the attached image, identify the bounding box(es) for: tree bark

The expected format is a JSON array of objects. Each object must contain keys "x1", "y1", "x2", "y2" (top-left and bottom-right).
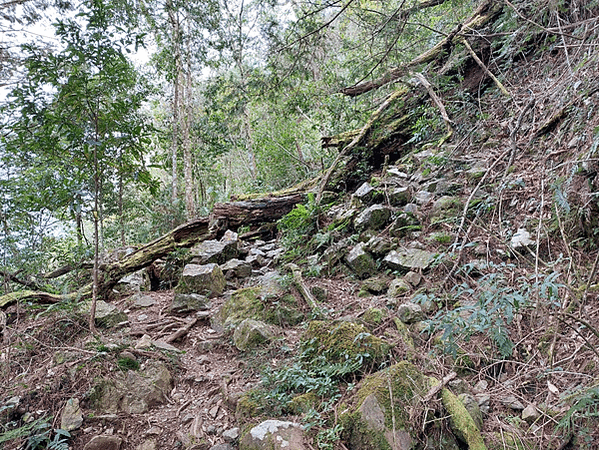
[{"x1": 210, "y1": 194, "x2": 306, "y2": 229}]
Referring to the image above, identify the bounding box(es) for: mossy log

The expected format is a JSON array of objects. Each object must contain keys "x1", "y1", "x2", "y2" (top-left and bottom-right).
[
  {"x1": 441, "y1": 388, "x2": 487, "y2": 450},
  {"x1": 0, "y1": 218, "x2": 213, "y2": 308},
  {"x1": 0, "y1": 290, "x2": 81, "y2": 308}
]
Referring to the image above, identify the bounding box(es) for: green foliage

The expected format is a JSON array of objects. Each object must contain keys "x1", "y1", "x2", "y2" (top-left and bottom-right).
[
  {"x1": 0, "y1": 418, "x2": 70, "y2": 450},
  {"x1": 278, "y1": 194, "x2": 319, "y2": 260},
  {"x1": 557, "y1": 384, "x2": 599, "y2": 438},
  {"x1": 117, "y1": 356, "x2": 140, "y2": 371},
  {"x1": 417, "y1": 265, "x2": 563, "y2": 358}
]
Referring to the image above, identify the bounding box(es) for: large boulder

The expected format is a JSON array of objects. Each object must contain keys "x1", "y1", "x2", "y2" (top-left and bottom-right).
[
  {"x1": 215, "y1": 280, "x2": 301, "y2": 331},
  {"x1": 301, "y1": 321, "x2": 391, "y2": 375},
  {"x1": 233, "y1": 319, "x2": 276, "y2": 351},
  {"x1": 340, "y1": 361, "x2": 459, "y2": 450},
  {"x1": 384, "y1": 248, "x2": 437, "y2": 271},
  {"x1": 190, "y1": 230, "x2": 239, "y2": 264},
  {"x1": 346, "y1": 243, "x2": 377, "y2": 279},
  {"x1": 175, "y1": 263, "x2": 226, "y2": 297},
  {"x1": 170, "y1": 293, "x2": 209, "y2": 315},
  {"x1": 90, "y1": 361, "x2": 173, "y2": 414},
  {"x1": 240, "y1": 420, "x2": 308, "y2": 450}
]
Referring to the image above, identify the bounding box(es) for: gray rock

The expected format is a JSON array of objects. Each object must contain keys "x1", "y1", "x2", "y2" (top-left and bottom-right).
[
  {"x1": 354, "y1": 205, "x2": 393, "y2": 231},
  {"x1": 384, "y1": 248, "x2": 436, "y2": 271},
  {"x1": 475, "y1": 393, "x2": 491, "y2": 415},
  {"x1": 522, "y1": 404, "x2": 540, "y2": 424},
  {"x1": 511, "y1": 228, "x2": 534, "y2": 249},
  {"x1": 136, "y1": 439, "x2": 157, "y2": 450},
  {"x1": 131, "y1": 293, "x2": 156, "y2": 308},
  {"x1": 353, "y1": 182, "x2": 382, "y2": 204},
  {"x1": 191, "y1": 230, "x2": 239, "y2": 265},
  {"x1": 233, "y1": 319, "x2": 275, "y2": 351},
  {"x1": 81, "y1": 300, "x2": 128, "y2": 328},
  {"x1": 361, "y1": 276, "x2": 388, "y2": 294},
  {"x1": 176, "y1": 263, "x2": 226, "y2": 297},
  {"x1": 170, "y1": 293, "x2": 209, "y2": 315},
  {"x1": 210, "y1": 445, "x2": 234, "y2": 450},
  {"x1": 397, "y1": 302, "x2": 424, "y2": 324},
  {"x1": 151, "y1": 340, "x2": 182, "y2": 353},
  {"x1": 240, "y1": 420, "x2": 307, "y2": 450},
  {"x1": 116, "y1": 270, "x2": 150, "y2": 294},
  {"x1": 403, "y1": 271, "x2": 422, "y2": 287},
  {"x1": 221, "y1": 258, "x2": 252, "y2": 279},
  {"x1": 458, "y1": 393, "x2": 483, "y2": 430},
  {"x1": 91, "y1": 361, "x2": 173, "y2": 415},
  {"x1": 388, "y1": 279, "x2": 410, "y2": 297},
  {"x1": 83, "y1": 435, "x2": 122, "y2": 450},
  {"x1": 414, "y1": 190, "x2": 433, "y2": 205},
  {"x1": 388, "y1": 186, "x2": 412, "y2": 206},
  {"x1": 346, "y1": 243, "x2": 377, "y2": 279},
  {"x1": 500, "y1": 395, "x2": 525, "y2": 411},
  {"x1": 365, "y1": 236, "x2": 393, "y2": 256},
  {"x1": 60, "y1": 398, "x2": 83, "y2": 432},
  {"x1": 222, "y1": 427, "x2": 240, "y2": 443}
]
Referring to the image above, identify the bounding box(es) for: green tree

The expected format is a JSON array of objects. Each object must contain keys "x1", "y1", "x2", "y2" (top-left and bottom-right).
[{"x1": 1, "y1": 0, "x2": 153, "y2": 329}]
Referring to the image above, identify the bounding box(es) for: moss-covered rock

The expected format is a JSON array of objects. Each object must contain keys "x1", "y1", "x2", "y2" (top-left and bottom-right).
[
  {"x1": 361, "y1": 308, "x2": 386, "y2": 329},
  {"x1": 233, "y1": 319, "x2": 276, "y2": 351},
  {"x1": 215, "y1": 286, "x2": 303, "y2": 332},
  {"x1": 175, "y1": 263, "x2": 226, "y2": 297},
  {"x1": 301, "y1": 321, "x2": 391, "y2": 375},
  {"x1": 430, "y1": 196, "x2": 462, "y2": 224},
  {"x1": 287, "y1": 392, "x2": 319, "y2": 415},
  {"x1": 340, "y1": 361, "x2": 439, "y2": 450},
  {"x1": 346, "y1": 243, "x2": 377, "y2": 279},
  {"x1": 235, "y1": 391, "x2": 262, "y2": 420}
]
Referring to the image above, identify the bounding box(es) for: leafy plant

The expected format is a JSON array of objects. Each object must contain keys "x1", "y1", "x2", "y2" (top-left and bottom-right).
[{"x1": 417, "y1": 265, "x2": 563, "y2": 358}]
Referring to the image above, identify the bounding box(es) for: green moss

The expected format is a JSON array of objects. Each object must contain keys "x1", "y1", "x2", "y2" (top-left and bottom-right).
[
  {"x1": 361, "y1": 308, "x2": 386, "y2": 329},
  {"x1": 340, "y1": 361, "x2": 437, "y2": 450},
  {"x1": 301, "y1": 321, "x2": 391, "y2": 372},
  {"x1": 235, "y1": 391, "x2": 262, "y2": 420},
  {"x1": 392, "y1": 318, "x2": 415, "y2": 350},
  {"x1": 441, "y1": 388, "x2": 486, "y2": 450},
  {"x1": 218, "y1": 287, "x2": 265, "y2": 330},
  {"x1": 287, "y1": 392, "x2": 319, "y2": 415}
]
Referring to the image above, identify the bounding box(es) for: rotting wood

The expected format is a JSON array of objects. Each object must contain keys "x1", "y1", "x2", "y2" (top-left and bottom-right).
[
  {"x1": 284, "y1": 263, "x2": 321, "y2": 315},
  {"x1": 211, "y1": 194, "x2": 306, "y2": 229},
  {"x1": 316, "y1": 86, "x2": 408, "y2": 205}
]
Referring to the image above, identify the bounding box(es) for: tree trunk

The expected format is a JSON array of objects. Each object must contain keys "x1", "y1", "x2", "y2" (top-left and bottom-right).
[{"x1": 183, "y1": 42, "x2": 195, "y2": 219}]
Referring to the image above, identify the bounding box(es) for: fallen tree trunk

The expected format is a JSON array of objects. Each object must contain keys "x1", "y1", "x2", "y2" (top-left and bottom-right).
[
  {"x1": 97, "y1": 217, "x2": 213, "y2": 297},
  {"x1": 211, "y1": 194, "x2": 306, "y2": 229},
  {"x1": 1, "y1": 194, "x2": 310, "y2": 308}
]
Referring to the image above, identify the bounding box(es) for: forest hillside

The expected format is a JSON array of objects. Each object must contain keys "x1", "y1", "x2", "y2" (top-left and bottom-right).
[{"x1": 2, "y1": 0, "x2": 599, "y2": 449}]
